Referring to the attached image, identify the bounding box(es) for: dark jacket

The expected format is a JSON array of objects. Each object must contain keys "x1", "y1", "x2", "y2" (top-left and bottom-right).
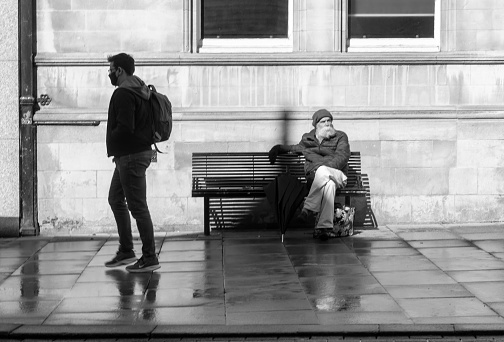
[
  {"x1": 106, "y1": 76, "x2": 152, "y2": 157},
  {"x1": 289, "y1": 129, "x2": 350, "y2": 177}
]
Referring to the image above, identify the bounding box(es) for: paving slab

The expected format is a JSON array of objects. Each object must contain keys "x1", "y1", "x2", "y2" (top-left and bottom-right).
[{"x1": 0, "y1": 225, "x2": 504, "y2": 339}]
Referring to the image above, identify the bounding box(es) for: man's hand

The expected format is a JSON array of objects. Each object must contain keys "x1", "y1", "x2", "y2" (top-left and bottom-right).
[{"x1": 268, "y1": 144, "x2": 289, "y2": 164}]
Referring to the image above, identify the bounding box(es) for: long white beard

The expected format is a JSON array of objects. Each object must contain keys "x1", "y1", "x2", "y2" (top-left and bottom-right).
[{"x1": 317, "y1": 126, "x2": 337, "y2": 140}]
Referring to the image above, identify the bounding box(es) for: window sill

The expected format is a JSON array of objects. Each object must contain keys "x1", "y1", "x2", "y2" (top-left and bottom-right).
[
  {"x1": 348, "y1": 38, "x2": 440, "y2": 53},
  {"x1": 199, "y1": 38, "x2": 293, "y2": 53},
  {"x1": 35, "y1": 52, "x2": 504, "y2": 66}
]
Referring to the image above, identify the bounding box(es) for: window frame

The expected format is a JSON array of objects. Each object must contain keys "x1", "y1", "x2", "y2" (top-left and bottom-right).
[
  {"x1": 194, "y1": 0, "x2": 294, "y2": 53},
  {"x1": 345, "y1": 0, "x2": 441, "y2": 52}
]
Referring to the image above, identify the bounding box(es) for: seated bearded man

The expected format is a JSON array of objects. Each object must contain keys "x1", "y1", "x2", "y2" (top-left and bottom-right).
[{"x1": 268, "y1": 109, "x2": 350, "y2": 238}]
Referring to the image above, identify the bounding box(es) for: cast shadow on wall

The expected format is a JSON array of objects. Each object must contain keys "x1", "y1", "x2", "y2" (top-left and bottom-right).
[{"x1": 205, "y1": 110, "x2": 378, "y2": 233}]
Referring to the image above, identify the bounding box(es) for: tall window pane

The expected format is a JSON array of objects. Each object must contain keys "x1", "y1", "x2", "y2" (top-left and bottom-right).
[
  {"x1": 349, "y1": 0, "x2": 435, "y2": 38},
  {"x1": 202, "y1": 0, "x2": 288, "y2": 38}
]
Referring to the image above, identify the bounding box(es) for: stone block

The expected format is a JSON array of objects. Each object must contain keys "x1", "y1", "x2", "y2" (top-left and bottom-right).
[
  {"x1": 37, "y1": 125, "x2": 106, "y2": 144},
  {"x1": 36, "y1": 0, "x2": 71, "y2": 11},
  {"x1": 410, "y1": 195, "x2": 456, "y2": 223},
  {"x1": 148, "y1": 169, "x2": 192, "y2": 198},
  {"x1": 381, "y1": 141, "x2": 433, "y2": 168},
  {"x1": 432, "y1": 86, "x2": 451, "y2": 106},
  {"x1": 458, "y1": 120, "x2": 504, "y2": 140},
  {"x1": 305, "y1": 10, "x2": 334, "y2": 31},
  {"x1": 306, "y1": 0, "x2": 335, "y2": 10},
  {"x1": 368, "y1": 86, "x2": 387, "y2": 107},
  {"x1": 0, "y1": 139, "x2": 18, "y2": 217},
  {"x1": 148, "y1": 197, "x2": 189, "y2": 226},
  {"x1": 187, "y1": 197, "x2": 204, "y2": 225},
  {"x1": 340, "y1": 121, "x2": 380, "y2": 141},
  {"x1": 454, "y1": 195, "x2": 504, "y2": 223},
  {"x1": 0, "y1": 1, "x2": 18, "y2": 61},
  {"x1": 349, "y1": 66, "x2": 370, "y2": 86},
  {"x1": 38, "y1": 171, "x2": 97, "y2": 199},
  {"x1": 345, "y1": 86, "x2": 369, "y2": 106},
  {"x1": 0, "y1": 62, "x2": 18, "y2": 139},
  {"x1": 395, "y1": 168, "x2": 449, "y2": 195},
  {"x1": 432, "y1": 141, "x2": 457, "y2": 168},
  {"x1": 397, "y1": 86, "x2": 432, "y2": 107},
  {"x1": 477, "y1": 168, "x2": 504, "y2": 195},
  {"x1": 369, "y1": 65, "x2": 395, "y2": 86},
  {"x1": 379, "y1": 120, "x2": 456, "y2": 141},
  {"x1": 455, "y1": 30, "x2": 477, "y2": 51},
  {"x1": 38, "y1": 143, "x2": 60, "y2": 171},
  {"x1": 174, "y1": 142, "x2": 228, "y2": 168},
  {"x1": 96, "y1": 170, "x2": 113, "y2": 199},
  {"x1": 371, "y1": 196, "x2": 412, "y2": 224},
  {"x1": 329, "y1": 67, "x2": 351, "y2": 86},
  {"x1": 304, "y1": 84, "x2": 338, "y2": 105},
  {"x1": 43, "y1": 11, "x2": 86, "y2": 31},
  {"x1": 304, "y1": 31, "x2": 335, "y2": 52},
  {"x1": 226, "y1": 142, "x2": 272, "y2": 153},
  {"x1": 407, "y1": 65, "x2": 433, "y2": 86},
  {"x1": 470, "y1": 65, "x2": 504, "y2": 85},
  {"x1": 457, "y1": 140, "x2": 504, "y2": 168},
  {"x1": 59, "y1": 143, "x2": 110, "y2": 171},
  {"x1": 82, "y1": 198, "x2": 112, "y2": 223},
  {"x1": 366, "y1": 168, "x2": 396, "y2": 196},
  {"x1": 350, "y1": 141, "x2": 381, "y2": 168},
  {"x1": 456, "y1": 9, "x2": 493, "y2": 31},
  {"x1": 434, "y1": 65, "x2": 448, "y2": 85},
  {"x1": 39, "y1": 198, "x2": 85, "y2": 230},
  {"x1": 449, "y1": 168, "x2": 478, "y2": 195}
]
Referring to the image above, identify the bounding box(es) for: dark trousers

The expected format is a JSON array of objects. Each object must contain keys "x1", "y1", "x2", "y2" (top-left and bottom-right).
[{"x1": 108, "y1": 150, "x2": 156, "y2": 260}]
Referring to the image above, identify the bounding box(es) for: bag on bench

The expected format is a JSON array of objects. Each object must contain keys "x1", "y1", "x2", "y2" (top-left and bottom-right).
[
  {"x1": 333, "y1": 203, "x2": 355, "y2": 237},
  {"x1": 313, "y1": 203, "x2": 355, "y2": 239}
]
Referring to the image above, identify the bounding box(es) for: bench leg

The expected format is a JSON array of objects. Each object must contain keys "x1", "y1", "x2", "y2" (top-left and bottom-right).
[
  {"x1": 345, "y1": 195, "x2": 351, "y2": 207},
  {"x1": 204, "y1": 197, "x2": 210, "y2": 236}
]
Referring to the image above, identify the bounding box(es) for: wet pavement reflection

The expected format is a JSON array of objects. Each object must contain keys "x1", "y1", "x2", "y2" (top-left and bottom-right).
[{"x1": 0, "y1": 225, "x2": 504, "y2": 326}]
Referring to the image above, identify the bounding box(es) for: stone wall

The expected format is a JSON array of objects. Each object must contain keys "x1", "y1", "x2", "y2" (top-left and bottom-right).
[
  {"x1": 33, "y1": 0, "x2": 504, "y2": 233},
  {"x1": 0, "y1": 0, "x2": 19, "y2": 236}
]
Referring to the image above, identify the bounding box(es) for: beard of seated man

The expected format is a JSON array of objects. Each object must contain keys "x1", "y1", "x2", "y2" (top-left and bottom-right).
[{"x1": 316, "y1": 125, "x2": 337, "y2": 140}]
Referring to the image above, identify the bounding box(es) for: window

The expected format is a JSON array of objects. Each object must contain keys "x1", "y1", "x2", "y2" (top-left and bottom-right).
[
  {"x1": 347, "y1": 0, "x2": 440, "y2": 52},
  {"x1": 197, "y1": 0, "x2": 293, "y2": 53}
]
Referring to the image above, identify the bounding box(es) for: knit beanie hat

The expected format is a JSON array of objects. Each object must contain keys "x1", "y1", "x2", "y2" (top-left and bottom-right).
[{"x1": 312, "y1": 109, "x2": 333, "y2": 127}]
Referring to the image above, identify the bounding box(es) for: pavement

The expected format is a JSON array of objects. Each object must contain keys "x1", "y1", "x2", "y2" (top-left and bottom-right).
[{"x1": 1, "y1": 223, "x2": 504, "y2": 341}]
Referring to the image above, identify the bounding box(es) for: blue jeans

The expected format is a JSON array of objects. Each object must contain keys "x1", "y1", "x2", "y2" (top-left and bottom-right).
[{"x1": 108, "y1": 150, "x2": 156, "y2": 261}]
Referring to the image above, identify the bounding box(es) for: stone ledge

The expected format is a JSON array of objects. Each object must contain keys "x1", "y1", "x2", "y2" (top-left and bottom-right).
[
  {"x1": 35, "y1": 52, "x2": 504, "y2": 66},
  {"x1": 33, "y1": 107, "x2": 504, "y2": 123}
]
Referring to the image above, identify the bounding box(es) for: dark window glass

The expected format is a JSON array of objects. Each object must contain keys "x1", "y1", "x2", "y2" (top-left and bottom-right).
[
  {"x1": 202, "y1": 0, "x2": 288, "y2": 38},
  {"x1": 349, "y1": 0, "x2": 435, "y2": 38}
]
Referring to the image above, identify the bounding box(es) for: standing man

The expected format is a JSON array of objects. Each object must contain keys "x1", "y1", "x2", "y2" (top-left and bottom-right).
[
  {"x1": 269, "y1": 109, "x2": 350, "y2": 238},
  {"x1": 104, "y1": 53, "x2": 160, "y2": 272}
]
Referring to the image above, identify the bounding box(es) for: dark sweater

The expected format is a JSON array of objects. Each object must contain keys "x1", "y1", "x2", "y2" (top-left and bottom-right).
[{"x1": 106, "y1": 76, "x2": 152, "y2": 158}]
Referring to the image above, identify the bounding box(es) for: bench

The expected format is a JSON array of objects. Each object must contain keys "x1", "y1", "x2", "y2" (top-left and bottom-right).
[{"x1": 192, "y1": 152, "x2": 368, "y2": 235}]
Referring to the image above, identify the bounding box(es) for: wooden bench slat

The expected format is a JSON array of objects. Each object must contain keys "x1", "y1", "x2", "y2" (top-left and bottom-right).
[{"x1": 192, "y1": 151, "x2": 368, "y2": 235}]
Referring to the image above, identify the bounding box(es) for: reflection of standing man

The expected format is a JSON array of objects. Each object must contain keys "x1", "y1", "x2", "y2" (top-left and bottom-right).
[
  {"x1": 104, "y1": 53, "x2": 160, "y2": 272},
  {"x1": 269, "y1": 109, "x2": 350, "y2": 238}
]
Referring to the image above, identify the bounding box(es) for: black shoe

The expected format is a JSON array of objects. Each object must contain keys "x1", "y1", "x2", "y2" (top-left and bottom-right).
[
  {"x1": 126, "y1": 256, "x2": 160, "y2": 273},
  {"x1": 104, "y1": 251, "x2": 137, "y2": 268},
  {"x1": 319, "y1": 231, "x2": 329, "y2": 241},
  {"x1": 298, "y1": 208, "x2": 315, "y2": 223}
]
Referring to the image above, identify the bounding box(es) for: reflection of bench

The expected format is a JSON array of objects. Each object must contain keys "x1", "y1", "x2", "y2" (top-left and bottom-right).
[{"x1": 192, "y1": 152, "x2": 367, "y2": 235}]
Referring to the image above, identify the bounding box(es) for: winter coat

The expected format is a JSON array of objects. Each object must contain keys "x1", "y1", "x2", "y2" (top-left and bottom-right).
[
  {"x1": 289, "y1": 129, "x2": 350, "y2": 177},
  {"x1": 106, "y1": 76, "x2": 152, "y2": 157}
]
